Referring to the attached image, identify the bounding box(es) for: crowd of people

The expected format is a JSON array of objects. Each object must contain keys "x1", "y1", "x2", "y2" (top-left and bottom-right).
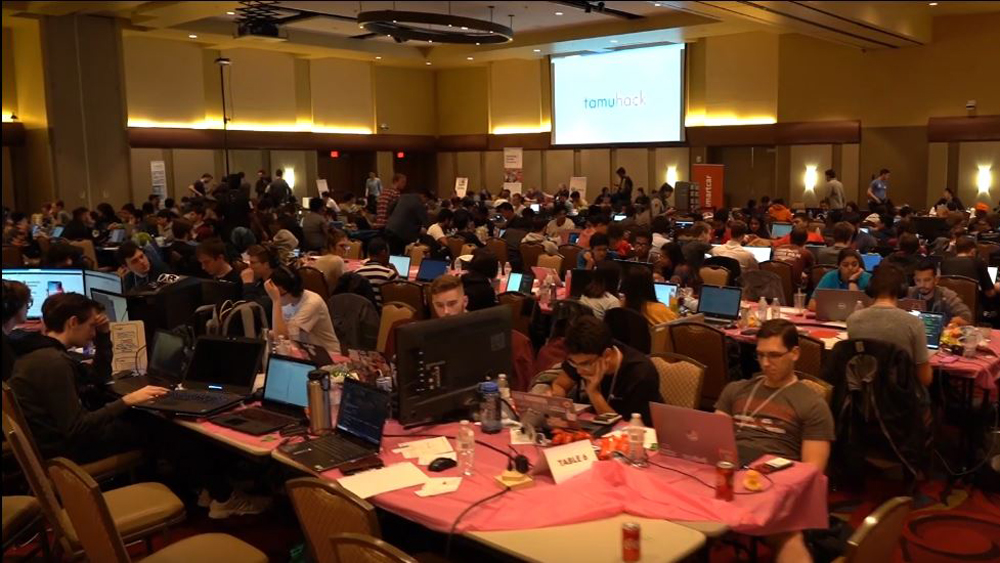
[{"x1": 3, "y1": 165, "x2": 999, "y2": 563}]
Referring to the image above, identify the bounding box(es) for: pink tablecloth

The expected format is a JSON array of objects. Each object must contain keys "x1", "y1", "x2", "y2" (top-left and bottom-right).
[{"x1": 318, "y1": 421, "x2": 828, "y2": 536}]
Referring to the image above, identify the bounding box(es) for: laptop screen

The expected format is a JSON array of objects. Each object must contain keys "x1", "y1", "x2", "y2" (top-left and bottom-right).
[
  {"x1": 1, "y1": 269, "x2": 85, "y2": 318},
  {"x1": 85, "y1": 270, "x2": 124, "y2": 296},
  {"x1": 263, "y1": 356, "x2": 312, "y2": 408},
  {"x1": 697, "y1": 285, "x2": 742, "y2": 319},
  {"x1": 336, "y1": 378, "x2": 390, "y2": 447},
  {"x1": 185, "y1": 336, "x2": 264, "y2": 391},
  {"x1": 107, "y1": 229, "x2": 126, "y2": 244},
  {"x1": 862, "y1": 253, "x2": 883, "y2": 271},
  {"x1": 568, "y1": 232, "x2": 580, "y2": 245},
  {"x1": 913, "y1": 311, "x2": 945, "y2": 350},
  {"x1": 389, "y1": 255, "x2": 411, "y2": 280},
  {"x1": 149, "y1": 330, "x2": 187, "y2": 377},
  {"x1": 90, "y1": 289, "x2": 129, "y2": 322},
  {"x1": 51, "y1": 226, "x2": 64, "y2": 238},
  {"x1": 745, "y1": 246, "x2": 773, "y2": 263},
  {"x1": 654, "y1": 282, "x2": 678, "y2": 306},
  {"x1": 506, "y1": 272, "x2": 523, "y2": 293},
  {"x1": 613, "y1": 214, "x2": 627, "y2": 222},
  {"x1": 415, "y1": 260, "x2": 449, "y2": 282},
  {"x1": 771, "y1": 223, "x2": 793, "y2": 238}
]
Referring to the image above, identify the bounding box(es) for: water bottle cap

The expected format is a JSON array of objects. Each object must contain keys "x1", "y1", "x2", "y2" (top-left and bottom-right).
[
  {"x1": 498, "y1": 374, "x2": 507, "y2": 380},
  {"x1": 460, "y1": 419, "x2": 470, "y2": 425},
  {"x1": 481, "y1": 381, "x2": 499, "y2": 393}
]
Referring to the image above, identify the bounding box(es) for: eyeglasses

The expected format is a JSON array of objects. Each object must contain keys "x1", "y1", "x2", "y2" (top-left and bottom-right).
[
  {"x1": 567, "y1": 356, "x2": 601, "y2": 370},
  {"x1": 756, "y1": 350, "x2": 792, "y2": 362}
]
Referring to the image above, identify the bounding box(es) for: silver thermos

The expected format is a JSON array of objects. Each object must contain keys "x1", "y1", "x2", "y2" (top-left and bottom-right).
[{"x1": 307, "y1": 369, "x2": 332, "y2": 434}]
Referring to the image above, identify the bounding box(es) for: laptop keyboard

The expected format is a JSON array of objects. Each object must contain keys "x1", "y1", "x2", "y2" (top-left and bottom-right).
[
  {"x1": 237, "y1": 407, "x2": 297, "y2": 425},
  {"x1": 163, "y1": 390, "x2": 225, "y2": 404},
  {"x1": 308, "y1": 435, "x2": 371, "y2": 459}
]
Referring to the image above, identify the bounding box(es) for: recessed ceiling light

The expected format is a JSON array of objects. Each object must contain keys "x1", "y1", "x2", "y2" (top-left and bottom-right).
[
  {"x1": 928, "y1": 2, "x2": 938, "y2": 4},
  {"x1": 610, "y1": 39, "x2": 618, "y2": 43},
  {"x1": 226, "y1": 11, "x2": 235, "y2": 15},
  {"x1": 461, "y1": 26, "x2": 468, "y2": 30},
  {"x1": 533, "y1": 48, "x2": 541, "y2": 52},
  {"x1": 467, "y1": 56, "x2": 474, "y2": 60},
  {"x1": 555, "y1": 11, "x2": 564, "y2": 16},
  {"x1": 425, "y1": 61, "x2": 432, "y2": 65},
  {"x1": 376, "y1": 56, "x2": 382, "y2": 60},
  {"x1": 188, "y1": 34, "x2": 198, "y2": 38}
]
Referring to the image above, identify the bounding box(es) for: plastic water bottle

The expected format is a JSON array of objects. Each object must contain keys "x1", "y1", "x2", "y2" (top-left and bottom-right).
[
  {"x1": 479, "y1": 381, "x2": 502, "y2": 434},
  {"x1": 497, "y1": 374, "x2": 513, "y2": 421},
  {"x1": 627, "y1": 413, "x2": 649, "y2": 467},
  {"x1": 770, "y1": 298, "x2": 781, "y2": 321},
  {"x1": 757, "y1": 296, "x2": 769, "y2": 323},
  {"x1": 457, "y1": 420, "x2": 476, "y2": 476}
]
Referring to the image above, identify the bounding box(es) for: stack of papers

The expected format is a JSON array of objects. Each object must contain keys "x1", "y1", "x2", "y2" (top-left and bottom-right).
[
  {"x1": 336, "y1": 462, "x2": 428, "y2": 499},
  {"x1": 416, "y1": 477, "x2": 463, "y2": 497},
  {"x1": 392, "y1": 436, "x2": 457, "y2": 466}
]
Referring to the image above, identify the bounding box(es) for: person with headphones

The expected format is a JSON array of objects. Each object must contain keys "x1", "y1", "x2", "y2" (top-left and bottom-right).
[
  {"x1": 846, "y1": 263, "x2": 932, "y2": 386},
  {"x1": 264, "y1": 266, "x2": 341, "y2": 358},
  {"x1": 2, "y1": 280, "x2": 32, "y2": 381},
  {"x1": 550, "y1": 316, "x2": 662, "y2": 426}
]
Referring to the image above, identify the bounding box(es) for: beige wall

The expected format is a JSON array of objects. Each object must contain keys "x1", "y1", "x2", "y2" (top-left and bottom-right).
[
  {"x1": 841, "y1": 144, "x2": 860, "y2": 204},
  {"x1": 544, "y1": 150, "x2": 574, "y2": 194},
  {"x1": 489, "y1": 59, "x2": 545, "y2": 133},
  {"x1": 123, "y1": 36, "x2": 205, "y2": 124},
  {"x1": 580, "y1": 149, "x2": 611, "y2": 202},
  {"x1": 614, "y1": 149, "x2": 651, "y2": 194},
  {"x1": 436, "y1": 67, "x2": 488, "y2": 135},
  {"x1": 778, "y1": 34, "x2": 862, "y2": 123},
  {"x1": 455, "y1": 152, "x2": 484, "y2": 193},
  {"x1": 436, "y1": 152, "x2": 456, "y2": 196},
  {"x1": 926, "y1": 142, "x2": 948, "y2": 208},
  {"x1": 859, "y1": 127, "x2": 929, "y2": 208},
  {"x1": 375, "y1": 66, "x2": 436, "y2": 135},
  {"x1": 697, "y1": 32, "x2": 779, "y2": 125},
  {"x1": 129, "y1": 148, "x2": 169, "y2": 201},
  {"x1": 223, "y1": 48, "x2": 297, "y2": 125},
  {"x1": 2, "y1": 28, "x2": 16, "y2": 117},
  {"x1": 311, "y1": 58, "x2": 374, "y2": 132}
]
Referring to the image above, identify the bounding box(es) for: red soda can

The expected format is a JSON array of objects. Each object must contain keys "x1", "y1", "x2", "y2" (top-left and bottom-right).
[
  {"x1": 622, "y1": 522, "x2": 641, "y2": 562},
  {"x1": 716, "y1": 461, "x2": 735, "y2": 501}
]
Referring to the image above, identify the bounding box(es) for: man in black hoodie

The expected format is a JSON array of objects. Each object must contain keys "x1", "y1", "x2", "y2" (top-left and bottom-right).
[{"x1": 8, "y1": 292, "x2": 168, "y2": 462}]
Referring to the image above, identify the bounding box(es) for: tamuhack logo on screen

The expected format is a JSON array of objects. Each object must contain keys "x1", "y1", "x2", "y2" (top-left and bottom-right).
[{"x1": 583, "y1": 92, "x2": 646, "y2": 109}]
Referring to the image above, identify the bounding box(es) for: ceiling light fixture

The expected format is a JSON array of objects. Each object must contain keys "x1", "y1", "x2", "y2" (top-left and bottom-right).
[
  {"x1": 533, "y1": 48, "x2": 541, "y2": 52},
  {"x1": 555, "y1": 12, "x2": 564, "y2": 16},
  {"x1": 188, "y1": 34, "x2": 198, "y2": 38},
  {"x1": 467, "y1": 56, "x2": 474, "y2": 60},
  {"x1": 357, "y1": 9, "x2": 513, "y2": 44},
  {"x1": 226, "y1": 11, "x2": 235, "y2": 15}
]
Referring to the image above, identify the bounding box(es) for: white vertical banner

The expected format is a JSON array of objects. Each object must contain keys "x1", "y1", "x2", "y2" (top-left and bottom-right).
[
  {"x1": 455, "y1": 177, "x2": 469, "y2": 198},
  {"x1": 503, "y1": 147, "x2": 523, "y2": 194},
  {"x1": 150, "y1": 161, "x2": 167, "y2": 199},
  {"x1": 317, "y1": 178, "x2": 329, "y2": 196},
  {"x1": 569, "y1": 176, "x2": 587, "y2": 195}
]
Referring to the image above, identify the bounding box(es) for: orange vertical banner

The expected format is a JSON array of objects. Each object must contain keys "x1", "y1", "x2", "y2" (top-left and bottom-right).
[{"x1": 691, "y1": 164, "x2": 724, "y2": 210}]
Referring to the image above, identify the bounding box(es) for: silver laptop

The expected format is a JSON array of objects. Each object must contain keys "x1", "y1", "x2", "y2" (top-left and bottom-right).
[
  {"x1": 814, "y1": 289, "x2": 872, "y2": 322},
  {"x1": 649, "y1": 402, "x2": 738, "y2": 467},
  {"x1": 696, "y1": 285, "x2": 742, "y2": 326}
]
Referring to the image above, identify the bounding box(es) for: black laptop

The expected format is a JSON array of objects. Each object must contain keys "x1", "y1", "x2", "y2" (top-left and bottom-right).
[
  {"x1": 280, "y1": 378, "x2": 390, "y2": 472},
  {"x1": 110, "y1": 330, "x2": 188, "y2": 395},
  {"x1": 210, "y1": 355, "x2": 312, "y2": 435},
  {"x1": 138, "y1": 335, "x2": 264, "y2": 417}
]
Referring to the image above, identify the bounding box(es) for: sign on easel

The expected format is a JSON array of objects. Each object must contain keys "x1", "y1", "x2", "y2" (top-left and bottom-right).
[
  {"x1": 455, "y1": 177, "x2": 469, "y2": 198},
  {"x1": 503, "y1": 147, "x2": 523, "y2": 195},
  {"x1": 150, "y1": 161, "x2": 167, "y2": 199}
]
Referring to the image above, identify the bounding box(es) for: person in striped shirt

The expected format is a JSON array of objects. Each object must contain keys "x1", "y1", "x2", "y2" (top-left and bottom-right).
[
  {"x1": 354, "y1": 238, "x2": 398, "y2": 308},
  {"x1": 375, "y1": 173, "x2": 405, "y2": 228}
]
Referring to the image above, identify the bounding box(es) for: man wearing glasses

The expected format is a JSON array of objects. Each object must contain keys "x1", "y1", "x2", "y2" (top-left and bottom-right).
[
  {"x1": 715, "y1": 318, "x2": 834, "y2": 563},
  {"x1": 550, "y1": 316, "x2": 662, "y2": 425}
]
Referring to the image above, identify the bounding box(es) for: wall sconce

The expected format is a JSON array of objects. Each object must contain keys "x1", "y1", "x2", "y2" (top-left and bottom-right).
[
  {"x1": 284, "y1": 167, "x2": 296, "y2": 190},
  {"x1": 666, "y1": 166, "x2": 678, "y2": 187},
  {"x1": 803, "y1": 165, "x2": 818, "y2": 192},
  {"x1": 977, "y1": 165, "x2": 992, "y2": 194}
]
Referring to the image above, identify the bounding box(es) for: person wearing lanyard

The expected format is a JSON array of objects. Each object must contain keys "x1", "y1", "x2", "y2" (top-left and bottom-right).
[
  {"x1": 550, "y1": 316, "x2": 662, "y2": 425},
  {"x1": 715, "y1": 319, "x2": 834, "y2": 563}
]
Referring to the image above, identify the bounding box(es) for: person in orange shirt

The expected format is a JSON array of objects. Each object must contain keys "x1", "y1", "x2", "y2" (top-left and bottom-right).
[
  {"x1": 772, "y1": 213, "x2": 825, "y2": 246},
  {"x1": 768, "y1": 199, "x2": 793, "y2": 223}
]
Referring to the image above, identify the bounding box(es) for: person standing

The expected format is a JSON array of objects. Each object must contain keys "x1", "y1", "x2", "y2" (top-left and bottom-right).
[
  {"x1": 614, "y1": 167, "x2": 633, "y2": 205},
  {"x1": 825, "y1": 169, "x2": 845, "y2": 210},
  {"x1": 375, "y1": 173, "x2": 404, "y2": 229},
  {"x1": 384, "y1": 187, "x2": 429, "y2": 255},
  {"x1": 254, "y1": 169, "x2": 271, "y2": 200},
  {"x1": 365, "y1": 171, "x2": 383, "y2": 209},
  {"x1": 267, "y1": 169, "x2": 292, "y2": 207},
  {"x1": 866, "y1": 168, "x2": 890, "y2": 210}
]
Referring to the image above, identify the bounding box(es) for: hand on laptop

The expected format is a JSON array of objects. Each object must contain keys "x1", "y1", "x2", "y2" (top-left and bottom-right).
[{"x1": 123, "y1": 385, "x2": 170, "y2": 406}]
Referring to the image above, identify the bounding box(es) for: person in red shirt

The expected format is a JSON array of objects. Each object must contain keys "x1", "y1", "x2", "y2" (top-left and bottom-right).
[
  {"x1": 375, "y1": 173, "x2": 404, "y2": 228},
  {"x1": 772, "y1": 213, "x2": 824, "y2": 246},
  {"x1": 772, "y1": 226, "x2": 815, "y2": 287}
]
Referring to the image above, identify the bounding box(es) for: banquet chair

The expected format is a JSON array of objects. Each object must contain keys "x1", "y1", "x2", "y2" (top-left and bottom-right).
[
  {"x1": 797, "y1": 373, "x2": 833, "y2": 405},
  {"x1": 834, "y1": 497, "x2": 912, "y2": 563},
  {"x1": 537, "y1": 253, "x2": 564, "y2": 273},
  {"x1": 795, "y1": 334, "x2": 825, "y2": 380},
  {"x1": 759, "y1": 261, "x2": 794, "y2": 305},
  {"x1": 376, "y1": 302, "x2": 416, "y2": 354},
  {"x1": 650, "y1": 353, "x2": 706, "y2": 409},
  {"x1": 47, "y1": 458, "x2": 265, "y2": 563},
  {"x1": 2, "y1": 495, "x2": 47, "y2": 559},
  {"x1": 810, "y1": 265, "x2": 836, "y2": 292},
  {"x1": 380, "y1": 281, "x2": 427, "y2": 319},
  {"x1": 345, "y1": 240, "x2": 363, "y2": 260},
  {"x1": 498, "y1": 291, "x2": 534, "y2": 336},
  {"x1": 328, "y1": 534, "x2": 417, "y2": 563},
  {"x1": 519, "y1": 243, "x2": 545, "y2": 271},
  {"x1": 406, "y1": 244, "x2": 427, "y2": 269},
  {"x1": 298, "y1": 266, "x2": 330, "y2": 300},
  {"x1": 604, "y1": 307, "x2": 651, "y2": 353},
  {"x1": 549, "y1": 299, "x2": 593, "y2": 339},
  {"x1": 2, "y1": 245, "x2": 25, "y2": 267},
  {"x1": 668, "y1": 322, "x2": 730, "y2": 410},
  {"x1": 699, "y1": 265, "x2": 730, "y2": 287},
  {"x1": 486, "y1": 238, "x2": 508, "y2": 269},
  {"x1": 68, "y1": 240, "x2": 99, "y2": 269},
  {"x1": 558, "y1": 245, "x2": 582, "y2": 275},
  {"x1": 444, "y1": 236, "x2": 466, "y2": 259},
  {"x1": 936, "y1": 275, "x2": 979, "y2": 320},
  {"x1": 286, "y1": 478, "x2": 380, "y2": 563},
  {"x1": 704, "y1": 256, "x2": 741, "y2": 284},
  {"x1": 741, "y1": 270, "x2": 785, "y2": 305}
]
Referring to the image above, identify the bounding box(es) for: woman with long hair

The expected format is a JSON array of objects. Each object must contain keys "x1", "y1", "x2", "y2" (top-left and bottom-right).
[{"x1": 620, "y1": 267, "x2": 677, "y2": 325}]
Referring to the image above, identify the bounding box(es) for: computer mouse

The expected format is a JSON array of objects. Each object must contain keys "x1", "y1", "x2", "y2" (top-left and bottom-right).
[{"x1": 428, "y1": 457, "x2": 458, "y2": 472}]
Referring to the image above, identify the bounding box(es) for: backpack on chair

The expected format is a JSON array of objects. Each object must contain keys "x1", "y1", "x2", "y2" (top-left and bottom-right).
[{"x1": 196, "y1": 300, "x2": 269, "y2": 338}]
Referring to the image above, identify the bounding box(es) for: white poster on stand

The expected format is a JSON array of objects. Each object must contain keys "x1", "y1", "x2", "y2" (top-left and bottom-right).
[
  {"x1": 150, "y1": 161, "x2": 167, "y2": 199},
  {"x1": 503, "y1": 147, "x2": 523, "y2": 194},
  {"x1": 569, "y1": 176, "x2": 587, "y2": 195},
  {"x1": 503, "y1": 182, "x2": 522, "y2": 196},
  {"x1": 317, "y1": 179, "x2": 329, "y2": 196},
  {"x1": 455, "y1": 177, "x2": 469, "y2": 198}
]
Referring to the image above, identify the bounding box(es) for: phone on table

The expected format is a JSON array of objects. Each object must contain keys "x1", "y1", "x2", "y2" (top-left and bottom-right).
[{"x1": 753, "y1": 457, "x2": 794, "y2": 474}]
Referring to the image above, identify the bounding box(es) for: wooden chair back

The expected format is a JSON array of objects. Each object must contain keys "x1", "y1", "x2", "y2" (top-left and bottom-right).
[
  {"x1": 328, "y1": 533, "x2": 418, "y2": 563},
  {"x1": 519, "y1": 243, "x2": 545, "y2": 271},
  {"x1": 558, "y1": 245, "x2": 582, "y2": 276},
  {"x1": 841, "y1": 497, "x2": 913, "y2": 563},
  {"x1": 287, "y1": 478, "x2": 380, "y2": 563},
  {"x1": 379, "y1": 281, "x2": 426, "y2": 320},
  {"x1": 376, "y1": 302, "x2": 416, "y2": 354},
  {"x1": 298, "y1": 266, "x2": 330, "y2": 300},
  {"x1": 650, "y1": 353, "x2": 706, "y2": 409},
  {"x1": 699, "y1": 265, "x2": 730, "y2": 287},
  {"x1": 759, "y1": 260, "x2": 794, "y2": 305},
  {"x1": 668, "y1": 322, "x2": 730, "y2": 409},
  {"x1": 937, "y1": 275, "x2": 979, "y2": 319},
  {"x1": 46, "y1": 458, "x2": 131, "y2": 563}
]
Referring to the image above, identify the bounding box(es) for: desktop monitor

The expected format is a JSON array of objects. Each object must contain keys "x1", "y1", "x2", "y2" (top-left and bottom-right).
[
  {"x1": 389, "y1": 255, "x2": 411, "y2": 280},
  {"x1": 654, "y1": 282, "x2": 678, "y2": 306},
  {"x1": 395, "y1": 306, "x2": 513, "y2": 426},
  {"x1": 90, "y1": 289, "x2": 129, "y2": 322},
  {"x1": 862, "y1": 253, "x2": 883, "y2": 271},
  {"x1": 745, "y1": 246, "x2": 773, "y2": 264},
  {"x1": 107, "y1": 229, "x2": 126, "y2": 245},
  {"x1": 770, "y1": 223, "x2": 793, "y2": 238},
  {"x1": 415, "y1": 259, "x2": 449, "y2": 282},
  {"x1": 84, "y1": 270, "x2": 124, "y2": 297},
  {"x1": 1, "y1": 269, "x2": 85, "y2": 318}
]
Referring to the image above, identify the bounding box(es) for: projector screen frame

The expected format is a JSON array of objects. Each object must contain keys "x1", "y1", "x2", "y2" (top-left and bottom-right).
[{"x1": 549, "y1": 44, "x2": 688, "y2": 147}]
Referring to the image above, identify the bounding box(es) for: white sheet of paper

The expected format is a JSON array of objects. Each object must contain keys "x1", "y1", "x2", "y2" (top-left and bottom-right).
[
  {"x1": 336, "y1": 462, "x2": 428, "y2": 499},
  {"x1": 110, "y1": 321, "x2": 146, "y2": 373},
  {"x1": 392, "y1": 436, "x2": 454, "y2": 459},
  {"x1": 543, "y1": 439, "x2": 597, "y2": 485},
  {"x1": 415, "y1": 477, "x2": 463, "y2": 497}
]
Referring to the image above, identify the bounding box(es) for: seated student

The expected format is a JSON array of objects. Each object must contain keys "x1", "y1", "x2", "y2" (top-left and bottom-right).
[
  {"x1": 678, "y1": 221, "x2": 713, "y2": 273},
  {"x1": 817, "y1": 221, "x2": 854, "y2": 266},
  {"x1": 61, "y1": 207, "x2": 96, "y2": 241},
  {"x1": 620, "y1": 267, "x2": 677, "y2": 325},
  {"x1": 847, "y1": 264, "x2": 932, "y2": 386},
  {"x1": 452, "y1": 209, "x2": 485, "y2": 249},
  {"x1": 264, "y1": 267, "x2": 341, "y2": 357},
  {"x1": 545, "y1": 207, "x2": 575, "y2": 237},
  {"x1": 196, "y1": 238, "x2": 242, "y2": 285},
  {"x1": 240, "y1": 244, "x2": 276, "y2": 310},
  {"x1": 886, "y1": 232, "x2": 922, "y2": 280},
  {"x1": 426, "y1": 208, "x2": 453, "y2": 247},
  {"x1": 462, "y1": 248, "x2": 500, "y2": 311},
  {"x1": 42, "y1": 241, "x2": 86, "y2": 269},
  {"x1": 8, "y1": 293, "x2": 168, "y2": 461},
  {"x1": 808, "y1": 249, "x2": 871, "y2": 311},
  {"x1": 550, "y1": 316, "x2": 662, "y2": 425},
  {"x1": 162, "y1": 218, "x2": 201, "y2": 276},
  {"x1": 522, "y1": 216, "x2": 560, "y2": 256},
  {"x1": 578, "y1": 213, "x2": 609, "y2": 249},
  {"x1": 3, "y1": 280, "x2": 31, "y2": 381},
  {"x1": 710, "y1": 220, "x2": 759, "y2": 272},
  {"x1": 578, "y1": 233, "x2": 614, "y2": 270},
  {"x1": 715, "y1": 319, "x2": 834, "y2": 563},
  {"x1": 308, "y1": 229, "x2": 350, "y2": 289},
  {"x1": 650, "y1": 215, "x2": 671, "y2": 251},
  {"x1": 301, "y1": 197, "x2": 329, "y2": 252},
  {"x1": 579, "y1": 262, "x2": 621, "y2": 320},
  {"x1": 771, "y1": 213, "x2": 825, "y2": 247},
  {"x1": 354, "y1": 238, "x2": 399, "y2": 308},
  {"x1": 772, "y1": 226, "x2": 815, "y2": 286},
  {"x1": 628, "y1": 228, "x2": 653, "y2": 262},
  {"x1": 116, "y1": 241, "x2": 170, "y2": 292},
  {"x1": 908, "y1": 260, "x2": 973, "y2": 325},
  {"x1": 941, "y1": 236, "x2": 998, "y2": 299}
]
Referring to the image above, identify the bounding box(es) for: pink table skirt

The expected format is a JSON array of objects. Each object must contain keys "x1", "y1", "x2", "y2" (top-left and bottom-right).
[{"x1": 319, "y1": 421, "x2": 828, "y2": 536}]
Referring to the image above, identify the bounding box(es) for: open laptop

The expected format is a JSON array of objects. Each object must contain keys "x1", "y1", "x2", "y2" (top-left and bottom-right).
[
  {"x1": 770, "y1": 223, "x2": 793, "y2": 238},
  {"x1": 110, "y1": 330, "x2": 188, "y2": 395},
  {"x1": 531, "y1": 266, "x2": 563, "y2": 286},
  {"x1": 862, "y1": 253, "x2": 883, "y2": 271},
  {"x1": 107, "y1": 229, "x2": 126, "y2": 245},
  {"x1": 389, "y1": 255, "x2": 411, "y2": 280},
  {"x1": 511, "y1": 391, "x2": 579, "y2": 431},
  {"x1": 504, "y1": 271, "x2": 535, "y2": 294},
  {"x1": 210, "y1": 355, "x2": 312, "y2": 435},
  {"x1": 654, "y1": 282, "x2": 678, "y2": 307},
  {"x1": 814, "y1": 289, "x2": 872, "y2": 322},
  {"x1": 90, "y1": 289, "x2": 129, "y2": 323},
  {"x1": 138, "y1": 335, "x2": 264, "y2": 417},
  {"x1": 650, "y1": 402, "x2": 738, "y2": 467},
  {"x1": 912, "y1": 311, "x2": 945, "y2": 350},
  {"x1": 415, "y1": 259, "x2": 449, "y2": 282},
  {"x1": 279, "y1": 378, "x2": 391, "y2": 472},
  {"x1": 696, "y1": 285, "x2": 742, "y2": 326},
  {"x1": 51, "y1": 226, "x2": 64, "y2": 238}
]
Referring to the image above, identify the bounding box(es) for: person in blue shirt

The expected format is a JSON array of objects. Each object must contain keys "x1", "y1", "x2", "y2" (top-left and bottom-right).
[
  {"x1": 808, "y1": 248, "x2": 871, "y2": 312},
  {"x1": 866, "y1": 168, "x2": 890, "y2": 209}
]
